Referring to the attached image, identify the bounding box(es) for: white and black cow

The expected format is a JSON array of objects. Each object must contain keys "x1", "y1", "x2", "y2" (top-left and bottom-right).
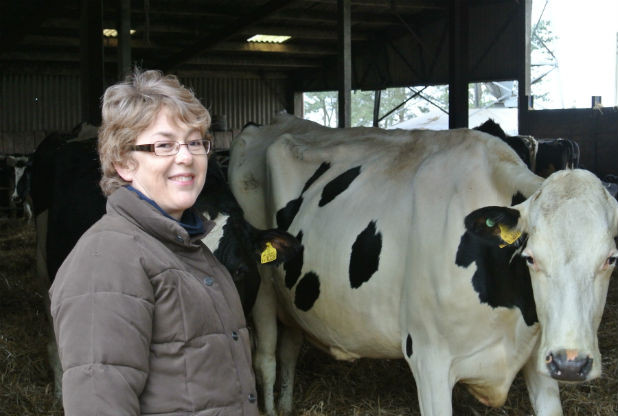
[
  {"x1": 228, "y1": 113, "x2": 618, "y2": 416},
  {"x1": 31, "y1": 127, "x2": 300, "y2": 397},
  {"x1": 0, "y1": 154, "x2": 33, "y2": 221}
]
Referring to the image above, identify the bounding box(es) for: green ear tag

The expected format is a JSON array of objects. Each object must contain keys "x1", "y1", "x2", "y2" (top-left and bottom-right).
[
  {"x1": 485, "y1": 218, "x2": 495, "y2": 227},
  {"x1": 261, "y1": 242, "x2": 277, "y2": 264}
]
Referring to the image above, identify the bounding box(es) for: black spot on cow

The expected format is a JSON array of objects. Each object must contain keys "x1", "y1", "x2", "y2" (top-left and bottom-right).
[
  {"x1": 302, "y1": 162, "x2": 330, "y2": 193},
  {"x1": 349, "y1": 221, "x2": 382, "y2": 289},
  {"x1": 295, "y1": 272, "x2": 320, "y2": 311},
  {"x1": 285, "y1": 231, "x2": 304, "y2": 289},
  {"x1": 277, "y1": 197, "x2": 303, "y2": 231},
  {"x1": 276, "y1": 163, "x2": 331, "y2": 231},
  {"x1": 455, "y1": 231, "x2": 537, "y2": 326},
  {"x1": 406, "y1": 334, "x2": 413, "y2": 358},
  {"x1": 319, "y1": 166, "x2": 361, "y2": 207},
  {"x1": 511, "y1": 192, "x2": 526, "y2": 206}
]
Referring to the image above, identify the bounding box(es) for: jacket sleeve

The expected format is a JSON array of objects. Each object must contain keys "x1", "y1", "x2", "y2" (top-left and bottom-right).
[{"x1": 50, "y1": 231, "x2": 155, "y2": 416}]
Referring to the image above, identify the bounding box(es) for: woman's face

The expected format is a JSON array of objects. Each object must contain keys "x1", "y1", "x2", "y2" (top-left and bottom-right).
[{"x1": 115, "y1": 106, "x2": 208, "y2": 220}]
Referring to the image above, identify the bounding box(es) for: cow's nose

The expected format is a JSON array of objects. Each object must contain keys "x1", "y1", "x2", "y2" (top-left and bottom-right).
[{"x1": 545, "y1": 349, "x2": 592, "y2": 381}]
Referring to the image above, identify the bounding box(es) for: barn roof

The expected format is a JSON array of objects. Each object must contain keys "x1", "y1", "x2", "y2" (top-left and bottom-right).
[{"x1": 0, "y1": 0, "x2": 523, "y2": 91}]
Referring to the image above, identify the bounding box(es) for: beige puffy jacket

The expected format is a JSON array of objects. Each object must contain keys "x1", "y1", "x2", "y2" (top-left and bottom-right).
[{"x1": 50, "y1": 187, "x2": 258, "y2": 415}]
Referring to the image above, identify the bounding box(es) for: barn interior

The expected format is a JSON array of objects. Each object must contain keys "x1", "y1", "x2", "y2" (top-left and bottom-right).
[
  {"x1": 1, "y1": 0, "x2": 617, "y2": 178},
  {"x1": 1, "y1": 1, "x2": 618, "y2": 414}
]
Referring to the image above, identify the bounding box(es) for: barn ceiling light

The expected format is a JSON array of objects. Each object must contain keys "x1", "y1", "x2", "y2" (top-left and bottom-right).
[
  {"x1": 247, "y1": 34, "x2": 291, "y2": 43},
  {"x1": 103, "y1": 28, "x2": 137, "y2": 38}
]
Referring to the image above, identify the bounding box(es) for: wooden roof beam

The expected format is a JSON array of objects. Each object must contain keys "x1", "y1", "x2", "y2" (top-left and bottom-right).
[
  {"x1": 151, "y1": 0, "x2": 297, "y2": 71},
  {"x1": 186, "y1": 55, "x2": 322, "y2": 69},
  {"x1": 304, "y1": 0, "x2": 446, "y2": 9}
]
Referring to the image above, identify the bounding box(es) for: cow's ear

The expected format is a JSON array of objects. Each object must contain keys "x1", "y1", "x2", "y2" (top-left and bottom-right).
[
  {"x1": 254, "y1": 229, "x2": 302, "y2": 266},
  {"x1": 464, "y1": 206, "x2": 523, "y2": 247}
]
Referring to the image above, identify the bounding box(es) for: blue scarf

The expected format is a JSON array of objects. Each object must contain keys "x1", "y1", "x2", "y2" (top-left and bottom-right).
[{"x1": 126, "y1": 185, "x2": 205, "y2": 236}]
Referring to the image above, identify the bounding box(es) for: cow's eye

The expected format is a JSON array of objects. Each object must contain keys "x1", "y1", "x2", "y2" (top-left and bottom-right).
[
  {"x1": 608, "y1": 256, "x2": 617, "y2": 266},
  {"x1": 234, "y1": 265, "x2": 249, "y2": 279},
  {"x1": 522, "y1": 255, "x2": 535, "y2": 266}
]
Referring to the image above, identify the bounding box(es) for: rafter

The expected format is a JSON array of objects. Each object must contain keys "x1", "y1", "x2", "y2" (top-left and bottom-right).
[{"x1": 151, "y1": 0, "x2": 297, "y2": 71}]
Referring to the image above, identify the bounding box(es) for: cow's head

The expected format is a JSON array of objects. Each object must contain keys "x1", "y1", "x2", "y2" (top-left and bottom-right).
[
  {"x1": 464, "y1": 169, "x2": 618, "y2": 382},
  {"x1": 7, "y1": 155, "x2": 32, "y2": 204},
  {"x1": 203, "y1": 211, "x2": 300, "y2": 315},
  {"x1": 198, "y1": 156, "x2": 301, "y2": 316}
]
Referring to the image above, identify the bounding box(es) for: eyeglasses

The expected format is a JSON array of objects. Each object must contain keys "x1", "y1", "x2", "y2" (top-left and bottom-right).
[{"x1": 132, "y1": 137, "x2": 212, "y2": 156}]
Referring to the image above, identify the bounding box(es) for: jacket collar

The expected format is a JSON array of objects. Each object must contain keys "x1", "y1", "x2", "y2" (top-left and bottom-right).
[
  {"x1": 125, "y1": 185, "x2": 205, "y2": 237},
  {"x1": 107, "y1": 187, "x2": 215, "y2": 248}
]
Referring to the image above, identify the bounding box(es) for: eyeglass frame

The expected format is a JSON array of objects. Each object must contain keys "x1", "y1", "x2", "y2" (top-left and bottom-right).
[{"x1": 131, "y1": 134, "x2": 213, "y2": 156}]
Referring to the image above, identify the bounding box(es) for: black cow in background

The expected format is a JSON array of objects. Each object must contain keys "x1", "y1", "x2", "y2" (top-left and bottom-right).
[
  {"x1": 46, "y1": 137, "x2": 106, "y2": 282},
  {"x1": 30, "y1": 127, "x2": 101, "y2": 321},
  {"x1": 474, "y1": 118, "x2": 581, "y2": 177},
  {"x1": 535, "y1": 137, "x2": 580, "y2": 178},
  {"x1": 474, "y1": 119, "x2": 618, "y2": 197},
  {"x1": 31, "y1": 125, "x2": 301, "y2": 398}
]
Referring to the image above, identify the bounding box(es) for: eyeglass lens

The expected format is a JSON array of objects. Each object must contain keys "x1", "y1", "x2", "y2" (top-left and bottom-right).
[{"x1": 154, "y1": 139, "x2": 211, "y2": 156}]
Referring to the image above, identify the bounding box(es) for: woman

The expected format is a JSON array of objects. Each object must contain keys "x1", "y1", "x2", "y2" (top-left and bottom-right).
[{"x1": 50, "y1": 69, "x2": 258, "y2": 415}]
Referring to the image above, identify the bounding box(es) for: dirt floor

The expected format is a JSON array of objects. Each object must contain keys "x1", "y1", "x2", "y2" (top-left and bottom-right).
[{"x1": 1, "y1": 218, "x2": 617, "y2": 415}]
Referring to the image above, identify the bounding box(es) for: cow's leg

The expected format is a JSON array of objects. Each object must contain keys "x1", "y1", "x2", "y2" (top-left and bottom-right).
[
  {"x1": 23, "y1": 197, "x2": 33, "y2": 224},
  {"x1": 407, "y1": 347, "x2": 454, "y2": 416},
  {"x1": 251, "y1": 271, "x2": 279, "y2": 416},
  {"x1": 34, "y1": 211, "x2": 49, "y2": 302},
  {"x1": 522, "y1": 355, "x2": 563, "y2": 416},
  {"x1": 277, "y1": 325, "x2": 303, "y2": 416}
]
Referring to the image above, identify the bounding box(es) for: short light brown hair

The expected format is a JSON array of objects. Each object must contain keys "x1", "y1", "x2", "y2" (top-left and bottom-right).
[{"x1": 98, "y1": 68, "x2": 211, "y2": 195}]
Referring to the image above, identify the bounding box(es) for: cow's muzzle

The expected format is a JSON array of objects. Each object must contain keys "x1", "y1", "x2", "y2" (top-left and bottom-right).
[{"x1": 545, "y1": 349, "x2": 593, "y2": 381}]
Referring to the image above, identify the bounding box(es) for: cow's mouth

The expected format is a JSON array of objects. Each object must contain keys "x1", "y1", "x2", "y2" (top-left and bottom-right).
[{"x1": 545, "y1": 350, "x2": 593, "y2": 382}]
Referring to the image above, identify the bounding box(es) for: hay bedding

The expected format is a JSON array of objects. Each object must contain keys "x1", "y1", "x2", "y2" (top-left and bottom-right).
[{"x1": 1, "y1": 218, "x2": 616, "y2": 415}]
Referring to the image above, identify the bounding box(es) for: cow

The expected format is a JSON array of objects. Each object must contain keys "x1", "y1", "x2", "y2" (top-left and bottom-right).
[
  {"x1": 227, "y1": 112, "x2": 618, "y2": 416},
  {"x1": 474, "y1": 119, "x2": 580, "y2": 178},
  {"x1": 10, "y1": 155, "x2": 33, "y2": 222},
  {"x1": 31, "y1": 127, "x2": 300, "y2": 398},
  {"x1": 0, "y1": 154, "x2": 33, "y2": 221},
  {"x1": 535, "y1": 137, "x2": 580, "y2": 178}
]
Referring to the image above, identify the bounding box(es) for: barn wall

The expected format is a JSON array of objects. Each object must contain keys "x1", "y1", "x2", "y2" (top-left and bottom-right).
[
  {"x1": 0, "y1": 73, "x2": 288, "y2": 153},
  {"x1": 522, "y1": 107, "x2": 618, "y2": 179},
  {"x1": 181, "y1": 76, "x2": 289, "y2": 133},
  {"x1": 0, "y1": 73, "x2": 81, "y2": 153}
]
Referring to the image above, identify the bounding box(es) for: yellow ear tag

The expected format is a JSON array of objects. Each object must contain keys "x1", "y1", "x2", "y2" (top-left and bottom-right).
[
  {"x1": 261, "y1": 242, "x2": 277, "y2": 264},
  {"x1": 498, "y1": 224, "x2": 522, "y2": 247}
]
